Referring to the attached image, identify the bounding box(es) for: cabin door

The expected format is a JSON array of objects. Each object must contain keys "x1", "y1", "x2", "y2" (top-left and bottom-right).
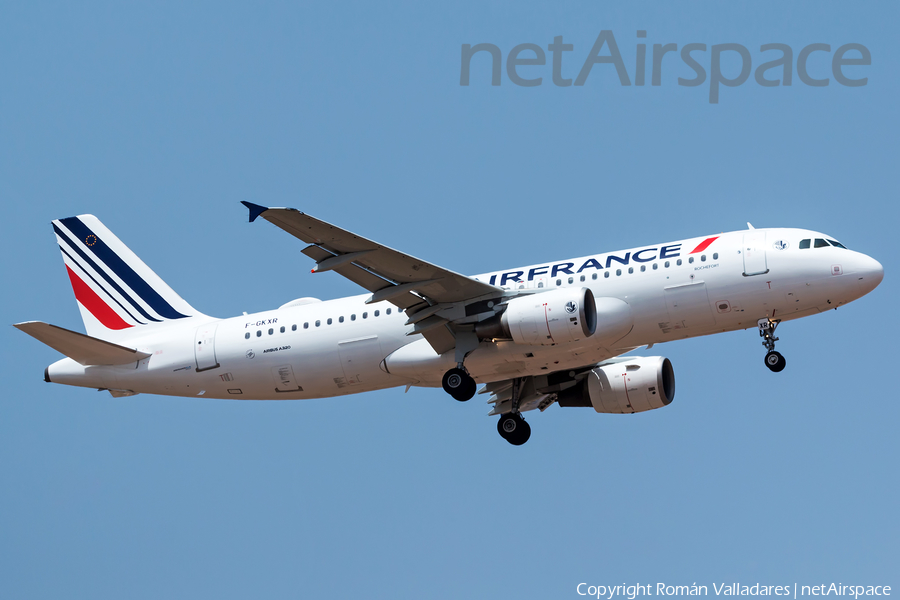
[{"x1": 742, "y1": 231, "x2": 769, "y2": 276}]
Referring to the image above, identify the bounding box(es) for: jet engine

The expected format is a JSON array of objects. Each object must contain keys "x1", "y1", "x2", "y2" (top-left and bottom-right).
[
  {"x1": 476, "y1": 287, "x2": 597, "y2": 346},
  {"x1": 556, "y1": 356, "x2": 675, "y2": 414}
]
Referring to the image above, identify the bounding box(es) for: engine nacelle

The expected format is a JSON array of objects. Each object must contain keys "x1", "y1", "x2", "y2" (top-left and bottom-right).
[
  {"x1": 557, "y1": 356, "x2": 675, "y2": 414},
  {"x1": 476, "y1": 287, "x2": 597, "y2": 346}
]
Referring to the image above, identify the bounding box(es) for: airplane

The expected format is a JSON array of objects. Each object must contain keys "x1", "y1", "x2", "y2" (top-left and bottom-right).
[{"x1": 15, "y1": 202, "x2": 884, "y2": 445}]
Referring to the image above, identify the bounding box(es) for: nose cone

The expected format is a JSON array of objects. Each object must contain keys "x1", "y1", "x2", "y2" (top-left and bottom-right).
[{"x1": 855, "y1": 254, "x2": 884, "y2": 297}]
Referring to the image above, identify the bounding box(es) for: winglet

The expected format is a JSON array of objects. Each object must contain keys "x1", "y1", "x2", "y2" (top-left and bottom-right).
[{"x1": 241, "y1": 201, "x2": 269, "y2": 223}]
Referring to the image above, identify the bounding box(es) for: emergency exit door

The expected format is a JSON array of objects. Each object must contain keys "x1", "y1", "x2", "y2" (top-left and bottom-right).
[{"x1": 194, "y1": 324, "x2": 219, "y2": 372}]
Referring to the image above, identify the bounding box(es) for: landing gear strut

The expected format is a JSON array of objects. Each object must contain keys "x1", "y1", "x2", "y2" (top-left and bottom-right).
[
  {"x1": 758, "y1": 317, "x2": 786, "y2": 372},
  {"x1": 442, "y1": 364, "x2": 477, "y2": 401}
]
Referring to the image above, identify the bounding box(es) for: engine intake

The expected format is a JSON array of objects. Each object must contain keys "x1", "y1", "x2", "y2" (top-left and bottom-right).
[
  {"x1": 557, "y1": 356, "x2": 675, "y2": 414},
  {"x1": 476, "y1": 287, "x2": 596, "y2": 346}
]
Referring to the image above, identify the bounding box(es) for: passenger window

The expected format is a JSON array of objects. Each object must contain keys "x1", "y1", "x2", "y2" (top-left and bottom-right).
[
  {"x1": 268, "y1": 328, "x2": 274, "y2": 335},
  {"x1": 799, "y1": 239, "x2": 810, "y2": 249},
  {"x1": 339, "y1": 316, "x2": 344, "y2": 323},
  {"x1": 713, "y1": 253, "x2": 718, "y2": 259},
  {"x1": 556, "y1": 279, "x2": 561, "y2": 286},
  {"x1": 537, "y1": 282, "x2": 544, "y2": 288},
  {"x1": 664, "y1": 261, "x2": 670, "y2": 268},
  {"x1": 640, "y1": 265, "x2": 646, "y2": 272},
  {"x1": 604, "y1": 272, "x2": 610, "y2": 278},
  {"x1": 292, "y1": 324, "x2": 297, "y2": 331},
  {"x1": 257, "y1": 330, "x2": 262, "y2": 337},
  {"x1": 280, "y1": 326, "x2": 285, "y2": 333},
  {"x1": 677, "y1": 259, "x2": 683, "y2": 266},
  {"x1": 386, "y1": 308, "x2": 392, "y2": 315},
  {"x1": 701, "y1": 255, "x2": 706, "y2": 262},
  {"x1": 592, "y1": 273, "x2": 597, "y2": 280},
  {"x1": 828, "y1": 239, "x2": 847, "y2": 249},
  {"x1": 245, "y1": 332, "x2": 250, "y2": 340},
  {"x1": 814, "y1": 238, "x2": 829, "y2": 248},
  {"x1": 315, "y1": 320, "x2": 321, "y2": 327},
  {"x1": 374, "y1": 310, "x2": 380, "y2": 317},
  {"x1": 628, "y1": 267, "x2": 633, "y2": 274},
  {"x1": 351, "y1": 314, "x2": 356, "y2": 321},
  {"x1": 652, "y1": 263, "x2": 658, "y2": 270},
  {"x1": 580, "y1": 275, "x2": 585, "y2": 282},
  {"x1": 327, "y1": 318, "x2": 332, "y2": 325},
  {"x1": 616, "y1": 269, "x2": 622, "y2": 276},
  {"x1": 688, "y1": 257, "x2": 694, "y2": 264},
  {"x1": 567, "y1": 277, "x2": 574, "y2": 284},
  {"x1": 304, "y1": 322, "x2": 309, "y2": 329},
  {"x1": 363, "y1": 312, "x2": 368, "y2": 319}
]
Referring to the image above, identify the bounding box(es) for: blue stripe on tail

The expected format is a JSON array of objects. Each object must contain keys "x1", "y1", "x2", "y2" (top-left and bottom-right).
[
  {"x1": 54, "y1": 224, "x2": 161, "y2": 323},
  {"x1": 57, "y1": 217, "x2": 189, "y2": 320}
]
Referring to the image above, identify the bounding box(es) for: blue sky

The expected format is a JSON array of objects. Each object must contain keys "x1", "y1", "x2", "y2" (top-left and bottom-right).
[{"x1": 1, "y1": 2, "x2": 897, "y2": 598}]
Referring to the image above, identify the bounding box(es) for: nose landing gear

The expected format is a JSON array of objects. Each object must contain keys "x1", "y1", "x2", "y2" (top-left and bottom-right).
[
  {"x1": 758, "y1": 317, "x2": 786, "y2": 372},
  {"x1": 441, "y1": 364, "x2": 477, "y2": 401}
]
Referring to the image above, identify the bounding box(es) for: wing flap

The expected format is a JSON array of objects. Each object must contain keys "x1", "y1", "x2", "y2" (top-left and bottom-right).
[
  {"x1": 422, "y1": 325, "x2": 456, "y2": 355},
  {"x1": 332, "y1": 265, "x2": 422, "y2": 309},
  {"x1": 14, "y1": 321, "x2": 151, "y2": 366},
  {"x1": 301, "y1": 244, "x2": 333, "y2": 263}
]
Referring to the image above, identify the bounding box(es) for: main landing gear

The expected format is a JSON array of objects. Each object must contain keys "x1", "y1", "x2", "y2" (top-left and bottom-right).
[
  {"x1": 441, "y1": 364, "x2": 477, "y2": 401},
  {"x1": 497, "y1": 413, "x2": 531, "y2": 446},
  {"x1": 441, "y1": 364, "x2": 531, "y2": 445},
  {"x1": 495, "y1": 378, "x2": 531, "y2": 445},
  {"x1": 758, "y1": 317, "x2": 786, "y2": 373}
]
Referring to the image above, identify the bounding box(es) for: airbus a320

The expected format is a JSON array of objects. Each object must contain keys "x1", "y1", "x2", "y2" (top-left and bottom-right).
[{"x1": 16, "y1": 203, "x2": 884, "y2": 445}]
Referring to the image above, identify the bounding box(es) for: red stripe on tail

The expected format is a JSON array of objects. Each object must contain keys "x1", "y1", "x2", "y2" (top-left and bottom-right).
[
  {"x1": 690, "y1": 236, "x2": 719, "y2": 254},
  {"x1": 65, "y1": 265, "x2": 133, "y2": 330}
]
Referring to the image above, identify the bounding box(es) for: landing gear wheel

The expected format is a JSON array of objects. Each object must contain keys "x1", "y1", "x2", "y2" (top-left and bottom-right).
[
  {"x1": 758, "y1": 318, "x2": 786, "y2": 373},
  {"x1": 497, "y1": 414, "x2": 531, "y2": 445},
  {"x1": 442, "y1": 368, "x2": 476, "y2": 401},
  {"x1": 764, "y1": 351, "x2": 786, "y2": 373}
]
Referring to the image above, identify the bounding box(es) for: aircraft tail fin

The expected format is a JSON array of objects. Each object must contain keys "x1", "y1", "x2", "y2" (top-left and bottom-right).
[{"x1": 52, "y1": 214, "x2": 205, "y2": 341}]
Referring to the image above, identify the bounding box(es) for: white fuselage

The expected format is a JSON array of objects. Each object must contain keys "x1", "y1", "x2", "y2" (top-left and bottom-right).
[{"x1": 46, "y1": 228, "x2": 883, "y2": 400}]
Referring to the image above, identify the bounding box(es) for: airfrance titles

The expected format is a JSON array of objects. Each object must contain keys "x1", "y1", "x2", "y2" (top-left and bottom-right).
[{"x1": 486, "y1": 244, "x2": 683, "y2": 287}]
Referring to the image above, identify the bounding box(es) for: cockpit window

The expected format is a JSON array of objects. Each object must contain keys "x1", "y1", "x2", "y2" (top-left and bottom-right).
[
  {"x1": 799, "y1": 239, "x2": 810, "y2": 249},
  {"x1": 814, "y1": 238, "x2": 829, "y2": 248},
  {"x1": 827, "y1": 239, "x2": 847, "y2": 249}
]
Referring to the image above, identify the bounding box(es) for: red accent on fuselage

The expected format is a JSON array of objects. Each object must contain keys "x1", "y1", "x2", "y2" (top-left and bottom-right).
[
  {"x1": 690, "y1": 237, "x2": 719, "y2": 254},
  {"x1": 65, "y1": 265, "x2": 132, "y2": 330}
]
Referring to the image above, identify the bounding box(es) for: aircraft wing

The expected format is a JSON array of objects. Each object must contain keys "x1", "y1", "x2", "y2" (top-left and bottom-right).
[{"x1": 242, "y1": 202, "x2": 505, "y2": 354}]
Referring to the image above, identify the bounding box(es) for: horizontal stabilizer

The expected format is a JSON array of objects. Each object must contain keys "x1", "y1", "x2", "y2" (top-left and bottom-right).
[{"x1": 14, "y1": 321, "x2": 151, "y2": 366}]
